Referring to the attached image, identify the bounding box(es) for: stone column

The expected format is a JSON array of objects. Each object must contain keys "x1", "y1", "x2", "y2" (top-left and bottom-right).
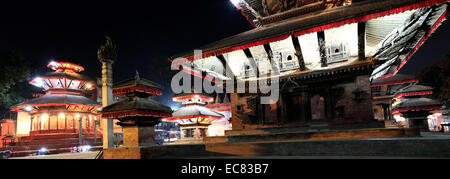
[{"x1": 101, "y1": 60, "x2": 115, "y2": 149}]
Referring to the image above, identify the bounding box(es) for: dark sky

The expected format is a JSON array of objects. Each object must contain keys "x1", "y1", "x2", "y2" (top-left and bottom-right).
[{"x1": 0, "y1": 0, "x2": 449, "y2": 107}]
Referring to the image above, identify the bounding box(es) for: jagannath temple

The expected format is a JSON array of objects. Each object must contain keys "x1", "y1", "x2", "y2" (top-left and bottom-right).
[
  {"x1": 6, "y1": 60, "x2": 104, "y2": 155},
  {"x1": 170, "y1": 0, "x2": 448, "y2": 131}
]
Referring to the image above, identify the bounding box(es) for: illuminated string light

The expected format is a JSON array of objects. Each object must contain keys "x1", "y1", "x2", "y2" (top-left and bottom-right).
[
  {"x1": 230, "y1": 0, "x2": 241, "y2": 7},
  {"x1": 33, "y1": 77, "x2": 45, "y2": 88},
  {"x1": 24, "y1": 106, "x2": 33, "y2": 112}
]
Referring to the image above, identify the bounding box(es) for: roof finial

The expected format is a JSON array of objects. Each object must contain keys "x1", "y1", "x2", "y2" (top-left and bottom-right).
[
  {"x1": 98, "y1": 36, "x2": 118, "y2": 62},
  {"x1": 135, "y1": 70, "x2": 140, "y2": 81}
]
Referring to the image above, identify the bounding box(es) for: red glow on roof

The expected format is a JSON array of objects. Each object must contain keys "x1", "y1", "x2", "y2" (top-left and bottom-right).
[
  {"x1": 113, "y1": 86, "x2": 163, "y2": 96},
  {"x1": 392, "y1": 106, "x2": 443, "y2": 114},
  {"x1": 12, "y1": 103, "x2": 102, "y2": 112},
  {"x1": 47, "y1": 62, "x2": 85, "y2": 73},
  {"x1": 394, "y1": 91, "x2": 434, "y2": 99},
  {"x1": 163, "y1": 115, "x2": 223, "y2": 122},
  {"x1": 371, "y1": 80, "x2": 419, "y2": 87},
  {"x1": 172, "y1": 95, "x2": 214, "y2": 103}
]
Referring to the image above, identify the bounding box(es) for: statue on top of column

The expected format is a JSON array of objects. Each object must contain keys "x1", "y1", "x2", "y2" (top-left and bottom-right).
[{"x1": 98, "y1": 36, "x2": 118, "y2": 63}]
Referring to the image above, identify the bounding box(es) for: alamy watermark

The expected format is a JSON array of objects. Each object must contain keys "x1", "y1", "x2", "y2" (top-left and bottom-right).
[{"x1": 171, "y1": 50, "x2": 280, "y2": 105}]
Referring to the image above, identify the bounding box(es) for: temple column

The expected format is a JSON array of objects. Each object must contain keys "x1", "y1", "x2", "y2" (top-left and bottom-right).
[
  {"x1": 48, "y1": 115, "x2": 51, "y2": 131},
  {"x1": 101, "y1": 60, "x2": 115, "y2": 148},
  {"x1": 37, "y1": 115, "x2": 40, "y2": 131},
  {"x1": 30, "y1": 116, "x2": 33, "y2": 132},
  {"x1": 358, "y1": 22, "x2": 366, "y2": 61},
  {"x1": 56, "y1": 115, "x2": 59, "y2": 130},
  {"x1": 317, "y1": 31, "x2": 327, "y2": 67},
  {"x1": 291, "y1": 35, "x2": 306, "y2": 71}
]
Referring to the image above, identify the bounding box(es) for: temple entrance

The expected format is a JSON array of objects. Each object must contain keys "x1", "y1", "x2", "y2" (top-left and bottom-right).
[
  {"x1": 310, "y1": 95, "x2": 326, "y2": 120},
  {"x1": 284, "y1": 94, "x2": 311, "y2": 122}
]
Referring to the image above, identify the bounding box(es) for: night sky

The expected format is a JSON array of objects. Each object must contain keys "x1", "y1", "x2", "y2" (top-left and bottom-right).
[{"x1": 1, "y1": 0, "x2": 449, "y2": 108}]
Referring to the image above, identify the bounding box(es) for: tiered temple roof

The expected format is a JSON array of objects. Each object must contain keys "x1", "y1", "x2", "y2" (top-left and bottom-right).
[
  {"x1": 12, "y1": 61, "x2": 100, "y2": 113},
  {"x1": 163, "y1": 92, "x2": 224, "y2": 124},
  {"x1": 393, "y1": 98, "x2": 442, "y2": 114},
  {"x1": 371, "y1": 74, "x2": 418, "y2": 87},
  {"x1": 101, "y1": 71, "x2": 172, "y2": 121},
  {"x1": 171, "y1": 0, "x2": 448, "y2": 84},
  {"x1": 394, "y1": 85, "x2": 434, "y2": 99}
]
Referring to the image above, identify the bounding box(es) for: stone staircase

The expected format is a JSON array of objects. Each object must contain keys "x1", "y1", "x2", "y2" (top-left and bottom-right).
[
  {"x1": 131, "y1": 127, "x2": 450, "y2": 159},
  {"x1": 2, "y1": 131, "x2": 103, "y2": 157}
]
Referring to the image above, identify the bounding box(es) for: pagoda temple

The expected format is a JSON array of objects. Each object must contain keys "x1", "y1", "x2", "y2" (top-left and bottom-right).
[
  {"x1": 392, "y1": 84, "x2": 443, "y2": 129},
  {"x1": 162, "y1": 92, "x2": 225, "y2": 143},
  {"x1": 101, "y1": 71, "x2": 172, "y2": 148},
  {"x1": 371, "y1": 74, "x2": 419, "y2": 127},
  {"x1": 170, "y1": 0, "x2": 449, "y2": 131},
  {"x1": 8, "y1": 60, "x2": 103, "y2": 155}
]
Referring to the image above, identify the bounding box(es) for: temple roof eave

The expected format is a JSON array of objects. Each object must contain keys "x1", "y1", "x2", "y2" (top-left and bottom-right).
[
  {"x1": 171, "y1": 0, "x2": 448, "y2": 60},
  {"x1": 11, "y1": 94, "x2": 101, "y2": 112}
]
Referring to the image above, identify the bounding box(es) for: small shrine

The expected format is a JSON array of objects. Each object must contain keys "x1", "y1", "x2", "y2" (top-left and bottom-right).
[
  {"x1": 101, "y1": 71, "x2": 172, "y2": 148},
  {"x1": 392, "y1": 85, "x2": 443, "y2": 130},
  {"x1": 162, "y1": 92, "x2": 224, "y2": 143}
]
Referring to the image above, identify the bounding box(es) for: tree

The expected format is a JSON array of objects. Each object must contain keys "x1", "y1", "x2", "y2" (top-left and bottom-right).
[
  {"x1": 418, "y1": 51, "x2": 450, "y2": 106},
  {"x1": 0, "y1": 51, "x2": 38, "y2": 116}
]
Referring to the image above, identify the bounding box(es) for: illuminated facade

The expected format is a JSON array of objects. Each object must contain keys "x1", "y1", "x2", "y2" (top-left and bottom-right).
[
  {"x1": 10, "y1": 61, "x2": 105, "y2": 148},
  {"x1": 171, "y1": 0, "x2": 448, "y2": 131},
  {"x1": 162, "y1": 93, "x2": 225, "y2": 142}
]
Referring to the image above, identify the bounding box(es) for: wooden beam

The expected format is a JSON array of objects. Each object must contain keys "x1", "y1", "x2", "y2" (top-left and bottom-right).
[
  {"x1": 291, "y1": 35, "x2": 306, "y2": 71},
  {"x1": 358, "y1": 21, "x2": 367, "y2": 61},
  {"x1": 317, "y1": 31, "x2": 327, "y2": 67},
  {"x1": 263, "y1": 43, "x2": 273, "y2": 64}
]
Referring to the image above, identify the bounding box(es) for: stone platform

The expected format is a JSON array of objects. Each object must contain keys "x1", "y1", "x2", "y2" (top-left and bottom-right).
[
  {"x1": 1, "y1": 132, "x2": 102, "y2": 157},
  {"x1": 100, "y1": 128, "x2": 450, "y2": 159}
]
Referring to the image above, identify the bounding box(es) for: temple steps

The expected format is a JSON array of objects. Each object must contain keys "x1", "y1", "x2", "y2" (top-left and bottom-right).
[
  {"x1": 3, "y1": 133, "x2": 103, "y2": 157},
  {"x1": 225, "y1": 121, "x2": 385, "y2": 136},
  {"x1": 135, "y1": 132, "x2": 450, "y2": 159},
  {"x1": 204, "y1": 128, "x2": 420, "y2": 144}
]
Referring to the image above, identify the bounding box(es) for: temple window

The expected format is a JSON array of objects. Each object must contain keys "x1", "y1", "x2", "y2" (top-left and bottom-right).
[{"x1": 184, "y1": 128, "x2": 195, "y2": 138}]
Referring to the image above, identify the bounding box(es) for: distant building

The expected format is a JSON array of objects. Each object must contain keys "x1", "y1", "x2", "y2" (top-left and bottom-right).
[{"x1": 371, "y1": 74, "x2": 419, "y2": 127}]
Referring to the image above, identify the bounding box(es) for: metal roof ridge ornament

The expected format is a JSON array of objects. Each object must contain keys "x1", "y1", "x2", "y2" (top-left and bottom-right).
[
  {"x1": 98, "y1": 36, "x2": 118, "y2": 63},
  {"x1": 135, "y1": 70, "x2": 140, "y2": 81}
]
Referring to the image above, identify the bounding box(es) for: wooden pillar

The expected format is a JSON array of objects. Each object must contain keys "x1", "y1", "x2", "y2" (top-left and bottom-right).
[
  {"x1": 56, "y1": 115, "x2": 59, "y2": 130},
  {"x1": 30, "y1": 116, "x2": 33, "y2": 132},
  {"x1": 37, "y1": 115, "x2": 40, "y2": 131},
  {"x1": 317, "y1": 31, "x2": 327, "y2": 67},
  {"x1": 358, "y1": 22, "x2": 367, "y2": 61},
  {"x1": 263, "y1": 43, "x2": 274, "y2": 65},
  {"x1": 291, "y1": 35, "x2": 306, "y2": 71}
]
